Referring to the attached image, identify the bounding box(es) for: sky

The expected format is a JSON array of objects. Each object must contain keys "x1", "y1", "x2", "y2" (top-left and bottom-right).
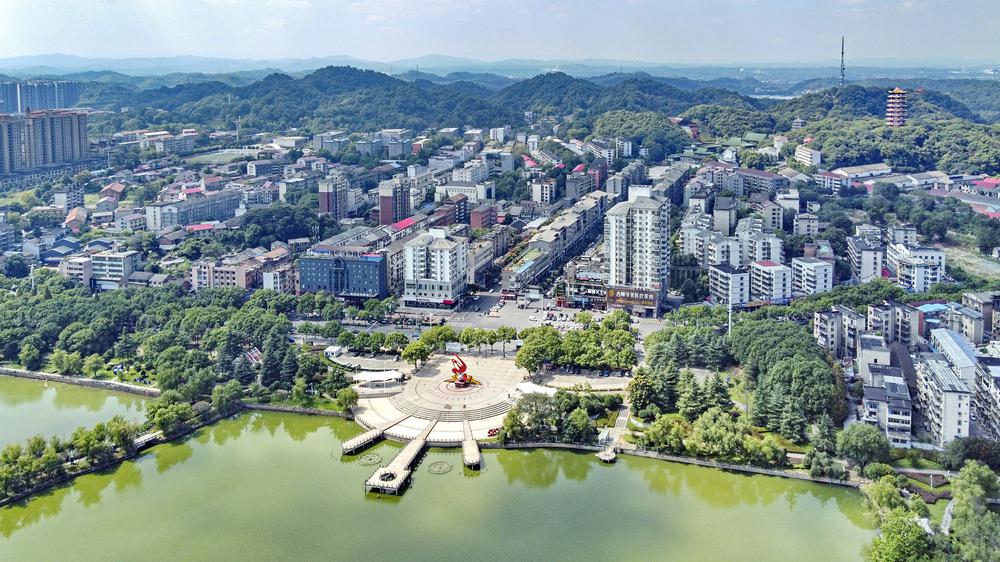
[{"x1": 0, "y1": 0, "x2": 998, "y2": 65}]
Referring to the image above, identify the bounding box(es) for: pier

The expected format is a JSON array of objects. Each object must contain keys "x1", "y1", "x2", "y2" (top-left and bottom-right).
[
  {"x1": 341, "y1": 415, "x2": 408, "y2": 454},
  {"x1": 462, "y1": 420, "x2": 481, "y2": 469},
  {"x1": 365, "y1": 419, "x2": 437, "y2": 495}
]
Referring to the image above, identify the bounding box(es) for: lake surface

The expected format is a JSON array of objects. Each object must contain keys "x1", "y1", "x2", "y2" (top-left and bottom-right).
[
  {"x1": 0, "y1": 380, "x2": 875, "y2": 561},
  {"x1": 0, "y1": 376, "x2": 148, "y2": 448}
]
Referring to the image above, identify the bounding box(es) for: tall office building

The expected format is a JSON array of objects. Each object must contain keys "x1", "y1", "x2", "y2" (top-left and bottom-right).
[
  {"x1": 604, "y1": 187, "x2": 670, "y2": 317},
  {"x1": 378, "y1": 177, "x2": 410, "y2": 226},
  {"x1": 318, "y1": 172, "x2": 349, "y2": 220}
]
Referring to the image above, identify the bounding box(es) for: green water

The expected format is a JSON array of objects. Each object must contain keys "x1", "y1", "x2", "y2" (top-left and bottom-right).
[
  {"x1": 0, "y1": 376, "x2": 148, "y2": 448},
  {"x1": 0, "y1": 382, "x2": 875, "y2": 561}
]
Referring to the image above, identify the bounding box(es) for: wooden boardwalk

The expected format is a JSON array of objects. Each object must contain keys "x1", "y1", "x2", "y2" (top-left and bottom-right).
[
  {"x1": 365, "y1": 419, "x2": 437, "y2": 495},
  {"x1": 341, "y1": 415, "x2": 408, "y2": 454},
  {"x1": 462, "y1": 420, "x2": 481, "y2": 469}
]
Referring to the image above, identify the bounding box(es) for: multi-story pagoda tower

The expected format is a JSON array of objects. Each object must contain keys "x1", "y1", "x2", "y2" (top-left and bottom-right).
[{"x1": 886, "y1": 87, "x2": 908, "y2": 127}]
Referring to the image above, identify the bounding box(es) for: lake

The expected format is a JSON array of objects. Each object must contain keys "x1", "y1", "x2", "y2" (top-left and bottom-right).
[{"x1": 0, "y1": 379, "x2": 874, "y2": 561}]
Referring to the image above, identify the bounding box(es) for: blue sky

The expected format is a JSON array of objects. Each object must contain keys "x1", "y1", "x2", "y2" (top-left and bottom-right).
[{"x1": 0, "y1": 0, "x2": 996, "y2": 65}]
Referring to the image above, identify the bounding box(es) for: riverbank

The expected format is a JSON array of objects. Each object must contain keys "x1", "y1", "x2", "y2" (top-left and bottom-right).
[
  {"x1": 0, "y1": 411, "x2": 221, "y2": 509},
  {"x1": 244, "y1": 402, "x2": 353, "y2": 420},
  {"x1": 483, "y1": 442, "x2": 861, "y2": 488},
  {"x1": 0, "y1": 367, "x2": 160, "y2": 397}
]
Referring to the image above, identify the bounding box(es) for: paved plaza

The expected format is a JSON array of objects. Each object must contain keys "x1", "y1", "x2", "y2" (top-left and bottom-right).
[{"x1": 353, "y1": 355, "x2": 528, "y2": 441}]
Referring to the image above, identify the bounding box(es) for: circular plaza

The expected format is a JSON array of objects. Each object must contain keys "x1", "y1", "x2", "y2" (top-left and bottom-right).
[{"x1": 353, "y1": 355, "x2": 528, "y2": 443}]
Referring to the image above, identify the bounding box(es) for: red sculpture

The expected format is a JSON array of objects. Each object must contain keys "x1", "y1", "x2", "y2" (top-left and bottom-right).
[{"x1": 450, "y1": 354, "x2": 478, "y2": 387}]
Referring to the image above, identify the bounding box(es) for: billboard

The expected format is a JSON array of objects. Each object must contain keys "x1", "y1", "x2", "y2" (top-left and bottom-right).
[{"x1": 606, "y1": 287, "x2": 658, "y2": 308}]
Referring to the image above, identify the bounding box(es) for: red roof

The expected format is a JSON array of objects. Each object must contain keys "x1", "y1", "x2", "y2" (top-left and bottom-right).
[
  {"x1": 572, "y1": 163, "x2": 585, "y2": 173},
  {"x1": 754, "y1": 260, "x2": 781, "y2": 268},
  {"x1": 186, "y1": 223, "x2": 216, "y2": 232},
  {"x1": 391, "y1": 217, "x2": 417, "y2": 230}
]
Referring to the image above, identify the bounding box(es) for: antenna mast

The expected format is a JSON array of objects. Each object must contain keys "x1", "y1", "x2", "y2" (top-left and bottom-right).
[{"x1": 840, "y1": 36, "x2": 846, "y2": 87}]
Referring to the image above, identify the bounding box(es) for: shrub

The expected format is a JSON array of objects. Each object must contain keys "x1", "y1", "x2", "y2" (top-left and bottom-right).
[{"x1": 864, "y1": 462, "x2": 896, "y2": 481}]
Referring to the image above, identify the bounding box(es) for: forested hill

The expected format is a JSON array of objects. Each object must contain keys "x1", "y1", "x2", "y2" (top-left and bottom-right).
[
  {"x1": 488, "y1": 72, "x2": 764, "y2": 116},
  {"x1": 680, "y1": 84, "x2": 981, "y2": 138},
  {"x1": 84, "y1": 66, "x2": 524, "y2": 135}
]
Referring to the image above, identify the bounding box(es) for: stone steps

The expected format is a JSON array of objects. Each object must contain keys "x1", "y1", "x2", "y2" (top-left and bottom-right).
[{"x1": 388, "y1": 394, "x2": 511, "y2": 422}]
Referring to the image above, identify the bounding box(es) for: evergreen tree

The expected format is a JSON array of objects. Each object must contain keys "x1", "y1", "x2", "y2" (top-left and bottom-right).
[
  {"x1": 812, "y1": 412, "x2": 837, "y2": 453},
  {"x1": 668, "y1": 333, "x2": 689, "y2": 367},
  {"x1": 677, "y1": 370, "x2": 705, "y2": 421},
  {"x1": 779, "y1": 400, "x2": 807, "y2": 443},
  {"x1": 704, "y1": 337, "x2": 727, "y2": 371},
  {"x1": 260, "y1": 331, "x2": 286, "y2": 386},
  {"x1": 705, "y1": 372, "x2": 733, "y2": 412},
  {"x1": 652, "y1": 361, "x2": 680, "y2": 412},
  {"x1": 280, "y1": 348, "x2": 299, "y2": 384}
]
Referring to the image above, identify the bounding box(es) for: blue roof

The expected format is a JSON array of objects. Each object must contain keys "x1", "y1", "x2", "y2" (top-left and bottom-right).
[{"x1": 918, "y1": 303, "x2": 949, "y2": 313}]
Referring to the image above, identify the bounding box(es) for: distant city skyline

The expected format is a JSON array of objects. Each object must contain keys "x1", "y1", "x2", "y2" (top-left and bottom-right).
[{"x1": 1, "y1": 0, "x2": 998, "y2": 67}]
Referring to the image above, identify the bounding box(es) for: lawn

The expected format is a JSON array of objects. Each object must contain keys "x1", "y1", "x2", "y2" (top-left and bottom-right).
[
  {"x1": 890, "y1": 456, "x2": 943, "y2": 470},
  {"x1": 927, "y1": 499, "x2": 949, "y2": 526},
  {"x1": 267, "y1": 396, "x2": 345, "y2": 412},
  {"x1": 595, "y1": 408, "x2": 620, "y2": 428},
  {"x1": 755, "y1": 429, "x2": 810, "y2": 454}
]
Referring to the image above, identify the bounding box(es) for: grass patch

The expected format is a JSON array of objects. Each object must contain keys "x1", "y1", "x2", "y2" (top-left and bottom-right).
[
  {"x1": 755, "y1": 429, "x2": 810, "y2": 454},
  {"x1": 907, "y1": 476, "x2": 951, "y2": 493},
  {"x1": 889, "y1": 456, "x2": 943, "y2": 470},
  {"x1": 927, "y1": 499, "x2": 949, "y2": 525},
  {"x1": 594, "y1": 408, "x2": 620, "y2": 428},
  {"x1": 268, "y1": 396, "x2": 345, "y2": 412}
]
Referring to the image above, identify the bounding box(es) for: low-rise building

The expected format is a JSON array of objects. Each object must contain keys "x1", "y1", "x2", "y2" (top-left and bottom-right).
[
  {"x1": 708, "y1": 264, "x2": 749, "y2": 307},
  {"x1": 863, "y1": 375, "x2": 912, "y2": 448},
  {"x1": 848, "y1": 236, "x2": 885, "y2": 283},
  {"x1": 813, "y1": 305, "x2": 865, "y2": 359},
  {"x1": 749, "y1": 260, "x2": 791, "y2": 303},
  {"x1": 916, "y1": 353, "x2": 972, "y2": 447},
  {"x1": 791, "y1": 256, "x2": 833, "y2": 296},
  {"x1": 792, "y1": 212, "x2": 819, "y2": 237}
]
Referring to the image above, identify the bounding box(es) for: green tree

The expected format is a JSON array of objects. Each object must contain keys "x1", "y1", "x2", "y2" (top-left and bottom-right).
[
  {"x1": 642, "y1": 415, "x2": 690, "y2": 454},
  {"x1": 495, "y1": 326, "x2": 517, "y2": 357},
  {"x1": 704, "y1": 372, "x2": 733, "y2": 412},
  {"x1": 18, "y1": 340, "x2": 42, "y2": 371},
  {"x1": 291, "y1": 377, "x2": 308, "y2": 405},
  {"x1": 211, "y1": 380, "x2": 242, "y2": 414},
  {"x1": 627, "y1": 368, "x2": 657, "y2": 418},
  {"x1": 562, "y1": 408, "x2": 596, "y2": 443},
  {"x1": 50, "y1": 349, "x2": 83, "y2": 376},
  {"x1": 779, "y1": 400, "x2": 807, "y2": 443},
  {"x1": 336, "y1": 387, "x2": 359, "y2": 411},
  {"x1": 402, "y1": 340, "x2": 432, "y2": 370},
  {"x1": 866, "y1": 508, "x2": 930, "y2": 562},
  {"x1": 838, "y1": 423, "x2": 891, "y2": 469},
  {"x1": 82, "y1": 354, "x2": 105, "y2": 378},
  {"x1": 677, "y1": 370, "x2": 706, "y2": 421}
]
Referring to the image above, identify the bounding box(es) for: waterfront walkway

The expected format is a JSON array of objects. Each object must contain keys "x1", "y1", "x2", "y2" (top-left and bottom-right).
[
  {"x1": 462, "y1": 420, "x2": 481, "y2": 468},
  {"x1": 341, "y1": 415, "x2": 408, "y2": 454},
  {"x1": 365, "y1": 419, "x2": 437, "y2": 494}
]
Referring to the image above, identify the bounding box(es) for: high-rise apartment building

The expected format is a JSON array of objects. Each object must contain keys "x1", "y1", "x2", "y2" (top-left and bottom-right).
[
  {"x1": 378, "y1": 176, "x2": 410, "y2": 226},
  {"x1": 0, "y1": 110, "x2": 89, "y2": 175},
  {"x1": 318, "y1": 172, "x2": 349, "y2": 220},
  {"x1": 403, "y1": 228, "x2": 468, "y2": 308},
  {"x1": 604, "y1": 187, "x2": 670, "y2": 316}
]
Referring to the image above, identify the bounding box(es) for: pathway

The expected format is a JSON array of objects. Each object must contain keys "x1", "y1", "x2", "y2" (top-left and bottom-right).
[
  {"x1": 341, "y1": 415, "x2": 408, "y2": 454},
  {"x1": 365, "y1": 419, "x2": 437, "y2": 494}
]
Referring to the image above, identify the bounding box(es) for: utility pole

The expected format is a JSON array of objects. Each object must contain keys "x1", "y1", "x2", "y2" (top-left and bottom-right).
[{"x1": 840, "y1": 36, "x2": 846, "y2": 87}]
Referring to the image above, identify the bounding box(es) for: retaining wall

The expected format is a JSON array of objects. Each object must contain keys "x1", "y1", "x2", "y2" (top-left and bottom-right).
[{"x1": 0, "y1": 367, "x2": 161, "y2": 397}]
